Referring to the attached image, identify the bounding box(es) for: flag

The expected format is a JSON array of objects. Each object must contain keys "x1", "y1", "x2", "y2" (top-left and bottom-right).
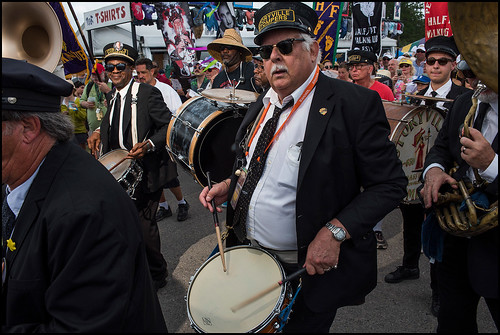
[
  {"x1": 351, "y1": 2, "x2": 383, "y2": 56},
  {"x1": 424, "y1": 2, "x2": 453, "y2": 40},
  {"x1": 313, "y1": 2, "x2": 343, "y2": 63},
  {"x1": 49, "y1": 2, "x2": 91, "y2": 80}
]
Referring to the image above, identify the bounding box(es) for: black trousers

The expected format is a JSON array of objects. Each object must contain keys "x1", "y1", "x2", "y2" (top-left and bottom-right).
[
  {"x1": 437, "y1": 234, "x2": 499, "y2": 333},
  {"x1": 399, "y1": 202, "x2": 424, "y2": 268},
  {"x1": 280, "y1": 263, "x2": 337, "y2": 333},
  {"x1": 134, "y1": 187, "x2": 168, "y2": 281}
]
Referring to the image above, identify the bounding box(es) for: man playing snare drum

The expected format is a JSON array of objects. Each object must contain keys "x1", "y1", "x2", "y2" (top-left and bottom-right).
[
  {"x1": 88, "y1": 41, "x2": 173, "y2": 291},
  {"x1": 199, "y1": 2, "x2": 407, "y2": 332}
]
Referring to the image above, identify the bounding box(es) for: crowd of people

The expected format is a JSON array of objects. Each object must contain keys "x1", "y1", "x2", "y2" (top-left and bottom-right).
[{"x1": 2, "y1": 1, "x2": 497, "y2": 333}]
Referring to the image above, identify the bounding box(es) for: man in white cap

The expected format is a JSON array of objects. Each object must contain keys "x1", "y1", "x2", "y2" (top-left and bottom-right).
[{"x1": 413, "y1": 43, "x2": 426, "y2": 76}]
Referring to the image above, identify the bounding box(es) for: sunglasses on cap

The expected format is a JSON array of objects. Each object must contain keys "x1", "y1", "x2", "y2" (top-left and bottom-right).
[
  {"x1": 426, "y1": 57, "x2": 453, "y2": 66},
  {"x1": 258, "y1": 38, "x2": 306, "y2": 60},
  {"x1": 105, "y1": 63, "x2": 128, "y2": 72}
]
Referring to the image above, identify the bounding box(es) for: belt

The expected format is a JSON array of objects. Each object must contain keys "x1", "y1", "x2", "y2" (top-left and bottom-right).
[{"x1": 248, "y1": 238, "x2": 298, "y2": 265}]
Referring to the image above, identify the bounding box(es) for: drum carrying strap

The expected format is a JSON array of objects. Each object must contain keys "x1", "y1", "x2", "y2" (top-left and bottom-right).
[{"x1": 130, "y1": 81, "x2": 140, "y2": 146}]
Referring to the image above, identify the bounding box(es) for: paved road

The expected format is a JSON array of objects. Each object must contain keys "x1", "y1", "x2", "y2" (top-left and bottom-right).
[{"x1": 156, "y1": 168, "x2": 496, "y2": 333}]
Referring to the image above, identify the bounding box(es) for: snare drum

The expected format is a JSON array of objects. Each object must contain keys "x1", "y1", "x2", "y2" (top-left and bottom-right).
[
  {"x1": 383, "y1": 102, "x2": 445, "y2": 203},
  {"x1": 166, "y1": 96, "x2": 246, "y2": 187},
  {"x1": 98, "y1": 149, "x2": 143, "y2": 197},
  {"x1": 186, "y1": 246, "x2": 292, "y2": 333}
]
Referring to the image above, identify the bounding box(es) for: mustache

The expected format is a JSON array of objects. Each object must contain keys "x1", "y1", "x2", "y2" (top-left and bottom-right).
[{"x1": 270, "y1": 64, "x2": 288, "y2": 75}]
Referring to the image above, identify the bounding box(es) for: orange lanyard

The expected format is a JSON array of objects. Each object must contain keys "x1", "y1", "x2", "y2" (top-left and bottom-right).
[{"x1": 246, "y1": 66, "x2": 320, "y2": 160}]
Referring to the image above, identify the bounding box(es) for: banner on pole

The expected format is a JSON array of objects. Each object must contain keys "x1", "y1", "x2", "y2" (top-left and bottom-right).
[
  {"x1": 351, "y1": 2, "x2": 383, "y2": 55},
  {"x1": 313, "y1": 2, "x2": 343, "y2": 63},
  {"x1": 49, "y1": 2, "x2": 92, "y2": 80},
  {"x1": 424, "y1": 2, "x2": 453, "y2": 40}
]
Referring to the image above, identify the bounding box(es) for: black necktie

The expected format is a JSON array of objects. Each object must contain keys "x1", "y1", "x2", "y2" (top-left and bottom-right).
[
  {"x1": 2, "y1": 196, "x2": 16, "y2": 257},
  {"x1": 425, "y1": 91, "x2": 438, "y2": 106},
  {"x1": 473, "y1": 102, "x2": 490, "y2": 130},
  {"x1": 232, "y1": 99, "x2": 294, "y2": 241},
  {"x1": 109, "y1": 92, "x2": 121, "y2": 149}
]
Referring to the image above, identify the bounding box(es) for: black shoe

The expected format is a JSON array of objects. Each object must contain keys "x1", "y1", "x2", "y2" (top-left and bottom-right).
[
  {"x1": 431, "y1": 291, "x2": 440, "y2": 317},
  {"x1": 375, "y1": 230, "x2": 388, "y2": 249},
  {"x1": 156, "y1": 207, "x2": 172, "y2": 221},
  {"x1": 153, "y1": 278, "x2": 167, "y2": 291},
  {"x1": 384, "y1": 266, "x2": 420, "y2": 283},
  {"x1": 177, "y1": 201, "x2": 190, "y2": 221}
]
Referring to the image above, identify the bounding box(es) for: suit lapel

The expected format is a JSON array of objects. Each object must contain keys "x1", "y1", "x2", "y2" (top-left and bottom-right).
[
  {"x1": 298, "y1": 74, "x2": 336, "y2": 191},
  {"x1": 6, "y1": 143, "x2": 68, "y2": 266}
]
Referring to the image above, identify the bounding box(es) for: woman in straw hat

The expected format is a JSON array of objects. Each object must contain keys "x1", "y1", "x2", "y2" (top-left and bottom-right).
[{"x1": 207, "y1": 28, "x2": 260, "y2": 93}]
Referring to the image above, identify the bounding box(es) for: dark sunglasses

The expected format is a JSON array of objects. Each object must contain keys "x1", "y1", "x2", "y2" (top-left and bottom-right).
[
  {"x1": 206, "y1": 68, "x2": 215, "y2": 72},
  {"x1": 258, "y1": 38, "x2": 305, "y2": 60},
  {"x1": 399, "y1": 64, "x2": 411, "y2": 68},
  {"x1": 324, "y1": 65, "x2": 333, "y2": 69},
  {"x1": 426, "y1": 57, "x2": 453, "y2": 66},
  {"x1": 105, "y1": 63, "x2": 128, "y2": 72},
  {"x1": 220, "y1": 45, "x2": 236, "y2": 51},
  {"x1": 416, "y1": 50, "x2": 425, "y2": 53},
  {"x1": 254, "y1": 63, "x2": 264, "y2": 70}
]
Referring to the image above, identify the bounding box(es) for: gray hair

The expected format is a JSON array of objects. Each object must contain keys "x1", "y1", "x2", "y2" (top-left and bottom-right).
[
  {"x1": 299, "y1": 33, "x2": 322, "y2": 65},
  {"x1": 2, "y1": 110, "x2": 74, "y2": 142}
]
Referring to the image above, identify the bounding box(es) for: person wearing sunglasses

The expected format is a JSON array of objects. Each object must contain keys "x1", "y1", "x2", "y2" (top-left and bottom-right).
[
  {"x1": 385, "y1": 35, "x2": 471, "y2": 319},
  {"x1": 88, "y1": 41, "x2": 173, "y2": 292},
  {"x1": 393, "y1": 57, "x2": 416, "y2": 102},
  {"x1": 207, "y1": 28, "x2": 260, "y2": 93},
  {"x1": 188, "y1": 60, "x2": 210, "y2": 95},
  {"x1": 413, "y1": 44, "x2": 427, "y2": 77},
  {"x1": 198, "y1": 3, "x2": 407, "y2": 332},
  {"x1": 252, "y1": 54, "x2": 270, "y2": 92}
]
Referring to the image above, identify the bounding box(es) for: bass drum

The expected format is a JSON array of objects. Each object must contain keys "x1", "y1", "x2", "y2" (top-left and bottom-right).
[
  {"x1": 166, "y1": 96, "x2": 246, "y2": 187},
  {"x1": 383, "y1": 102, "x2": 446, "y2": 203}
]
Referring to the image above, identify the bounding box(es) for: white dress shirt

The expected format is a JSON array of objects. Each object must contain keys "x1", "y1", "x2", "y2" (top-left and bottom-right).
[
  {"x1": 421, "y1": 79, "x2": 453, "y2": 110},
  {"x1": 245, "y1": 68, "x2": 317, "y2": 250}
]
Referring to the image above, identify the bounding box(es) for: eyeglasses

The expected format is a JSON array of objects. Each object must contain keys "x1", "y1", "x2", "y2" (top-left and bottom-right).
[
  {"x1": 105, "y1": 63, "x2": 128, "y2": 72},
  {"x1": 399, "y1": 64, "x2": 411, "y2": 68},
  {"x1": 254, "y1": 63, "x2": 264, "y2": 70},
  {"x1": 206, "y1": 68, "x2": 215, "y2": 72},
  {"x1": 220, "y1": 45, "x2": 236, "y2": 51},
  {"x1": 416, "y1": 50, "x2": 425, "y2": 53},
  {"x1": 258, "y1": 38, "x2": 306, "y2": 60},
  {"x1": 324, "y1": 65, "x2": 333, "y2": 69},
  {"x1": 426, "y1": 57, "x2": 453, "y2": 66},
  {"x1": 348, "y1": 63, "x2": 369, "y2": 71},
  {"x1": 382, "y1": 57, "x2": 390, "y2": 61}
]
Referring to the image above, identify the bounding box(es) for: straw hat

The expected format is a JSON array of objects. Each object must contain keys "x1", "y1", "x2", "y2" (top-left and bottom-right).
[{"x1": 207, "y1": 29, "x2": 253, "y2": 63}]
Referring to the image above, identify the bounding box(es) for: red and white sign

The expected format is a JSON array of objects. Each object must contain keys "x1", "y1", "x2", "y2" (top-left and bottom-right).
[
  {"x1": 424, "y1": 2, "x2": 453, "y2": 40},
  {"x1": 84, "y1": 3, "x2": 131, "y2": 31}
]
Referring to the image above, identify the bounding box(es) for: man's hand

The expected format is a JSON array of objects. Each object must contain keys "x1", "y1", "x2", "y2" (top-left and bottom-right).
[
  {"x1": 87, "y1": 131, "x2": 101, "y2": 159},
  {"x1": 460, "y1": 127, "x2": 495, "y2": 170},
  {"x1": 199, "y1": 179, "x2": 230, "y2": 213},
  {"x1": 304, "y1": 219, "x2": 349, "y2": 275},
  {"x1": 128, "y1": 141, "x2": 151, "y2": 159},
  {"x1": 420, "y1": 167, "x2": 457, "y2": 208}
]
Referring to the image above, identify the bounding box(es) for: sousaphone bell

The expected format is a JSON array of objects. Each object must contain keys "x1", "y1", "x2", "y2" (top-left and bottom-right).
[{"x1": 2, "y1": 2, "x2": 63, "y2": 73}]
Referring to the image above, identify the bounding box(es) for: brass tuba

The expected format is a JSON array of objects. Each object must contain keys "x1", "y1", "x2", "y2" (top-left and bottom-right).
[
  {"x1": 432, "y1": 3, "x2": 498, "y2": 237},
  {"x1": 2, "y1": 2, "x2": 63, "y2": 73}
]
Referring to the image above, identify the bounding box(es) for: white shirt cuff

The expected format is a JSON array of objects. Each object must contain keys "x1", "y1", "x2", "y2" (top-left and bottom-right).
[{"x1": 479, "y1": 153, "x2": 498, "y2": 183}]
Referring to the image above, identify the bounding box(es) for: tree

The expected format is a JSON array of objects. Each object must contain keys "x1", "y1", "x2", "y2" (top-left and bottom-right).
[{"x1": 385, "y1": 2, "x2": 425, "y2": 47}]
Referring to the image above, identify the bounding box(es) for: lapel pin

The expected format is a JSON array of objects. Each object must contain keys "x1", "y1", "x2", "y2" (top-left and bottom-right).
[
  {"x1": 319, "y1": 107, "x2": 328, "y2": 115},
  {"x1": 7, "y1": 239, "x2": 16, "y2": 252}
]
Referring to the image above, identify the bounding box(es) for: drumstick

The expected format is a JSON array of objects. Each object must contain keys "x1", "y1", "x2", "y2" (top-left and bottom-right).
[
  {"x1": 206, "y1": 172, "x2": 227, "y2": 272},
  {"x1": 230, "y1": 267, "x2": 307, "y2": 313},
  {"x1": 108, "y1": 141, "x2": 149, "y2": 173}
]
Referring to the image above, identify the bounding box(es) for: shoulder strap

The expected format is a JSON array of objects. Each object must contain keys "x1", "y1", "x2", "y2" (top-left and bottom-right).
[
  {"x1": 131, "y1": 82, "x2": 140, "y2": 146},
  {"x1": 85, "y1": 81, "x2": 94, "y2": 97}
]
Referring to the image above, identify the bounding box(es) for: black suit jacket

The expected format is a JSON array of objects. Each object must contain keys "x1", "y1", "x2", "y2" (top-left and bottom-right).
[
  {"x1": 423, "y1": 90, "x2": 498, "y2": 298},
  {"x1": 225, "y1": 73, "x2": 408, "y2": 312},
  {"x1": 412, "y1": 82, "x2": 470, "y2": 111},
  {"x1": 1, "y1": 141, "x2": 167, "y2": 332},
  {"x1": 100, "y1": 81, "x2": 173, "y2": 193}
]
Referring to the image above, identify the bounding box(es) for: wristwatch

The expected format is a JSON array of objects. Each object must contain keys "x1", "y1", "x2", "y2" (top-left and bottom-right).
[{"x1": 325, "y1": 222, "x2": 347, "y2": 242}]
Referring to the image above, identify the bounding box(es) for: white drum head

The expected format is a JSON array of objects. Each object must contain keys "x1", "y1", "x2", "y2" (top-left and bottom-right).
[
  {"x1": 98, "y1": 149, "x2": 131, "y2": 180},
  {"x1": 187, "y1": 246, "x2": 285, "y2": 333}
]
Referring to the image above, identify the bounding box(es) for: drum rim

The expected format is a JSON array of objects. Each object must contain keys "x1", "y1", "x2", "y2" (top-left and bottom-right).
[{"x1": 186, "y1": 245, "x2": 288, "y2": 333}]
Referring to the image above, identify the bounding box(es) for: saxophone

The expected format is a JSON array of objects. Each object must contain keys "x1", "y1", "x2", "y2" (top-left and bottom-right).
[{"x1": 433, "y1": 82, "x2": 498, "y2": 237}]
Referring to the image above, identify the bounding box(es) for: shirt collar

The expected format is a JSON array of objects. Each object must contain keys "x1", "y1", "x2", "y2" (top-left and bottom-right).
[
  {"x1": 263, "y1": 66, "x2": 318, "y2": 109},
  {"x1": 5, "y1": 158, "x2": 44, "y2": 218},
  {"x1": 428, "y1": 79, "x2": 452, "y2": 96}
]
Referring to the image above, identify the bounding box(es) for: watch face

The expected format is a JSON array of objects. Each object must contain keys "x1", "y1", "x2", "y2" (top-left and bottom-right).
[{"x1": 334, "y1": 227, "x2": 346, "y2": 240}]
